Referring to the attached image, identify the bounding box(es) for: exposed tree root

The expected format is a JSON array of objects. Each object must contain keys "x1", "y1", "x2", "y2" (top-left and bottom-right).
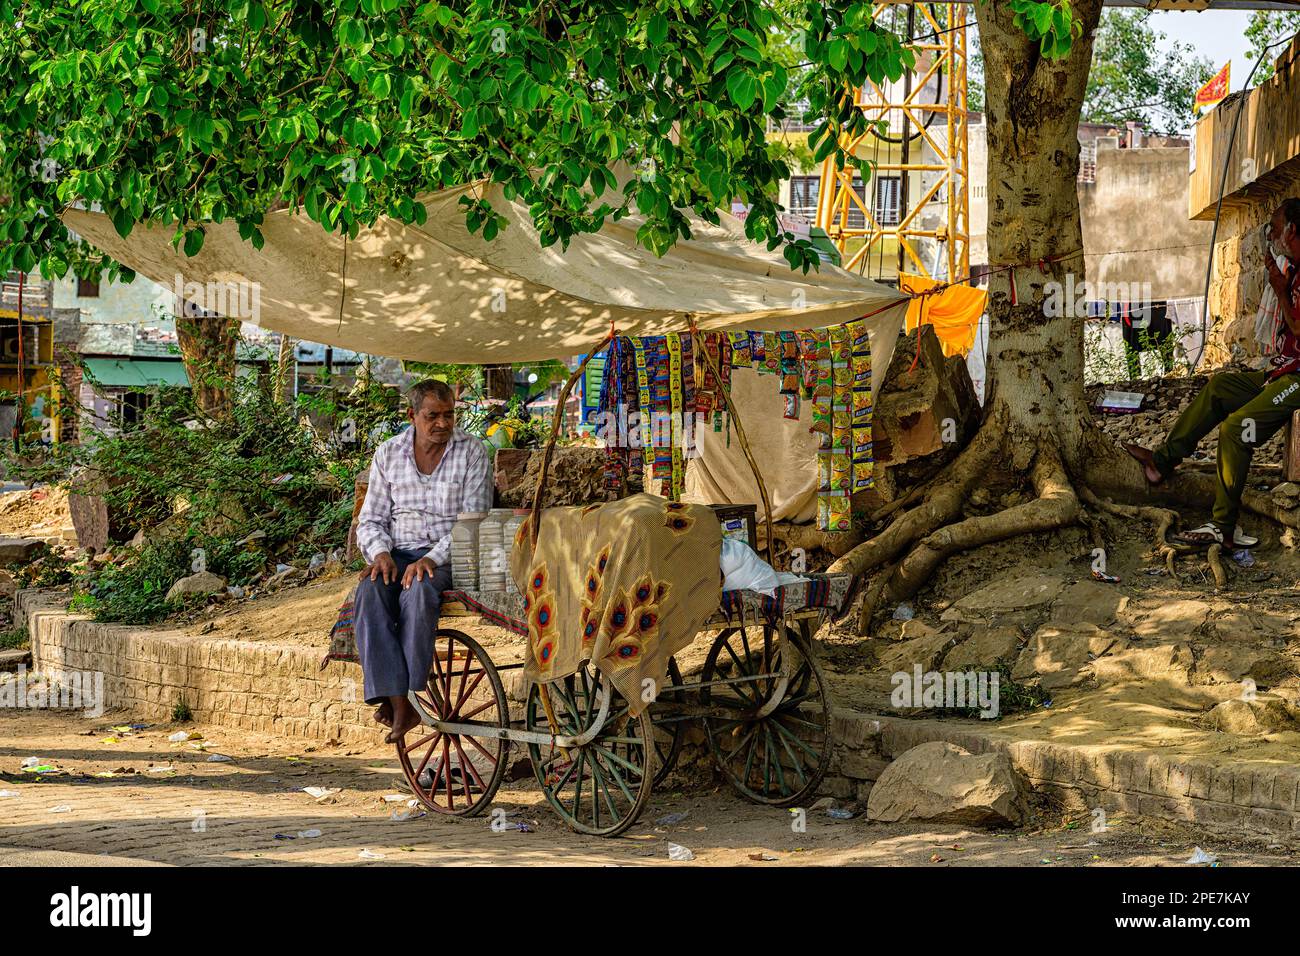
[
  {"x1": 833, "y1": 381, "x2": 1282, "y2": 634},
  {"x1": 828, "y1": 424, "x2": 1001, "y2": 583},
  {"x1": 1076, "y1": 486, "x2": 1179, "y2": 551},
  {"x1": 853, "y1": 450, "x2": 1080, "y2": 631},
  {"x1": 1162, "y1": 546, "x2": 1180, "y2": 583},
  {"x1": 1206, "y1": 543, "x2": 1229, "y2": 589}
]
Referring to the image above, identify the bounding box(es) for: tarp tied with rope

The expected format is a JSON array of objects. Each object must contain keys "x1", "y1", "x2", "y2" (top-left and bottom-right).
[{"x1": 61, "y1": 181, "x2": 909, "y2": 397}]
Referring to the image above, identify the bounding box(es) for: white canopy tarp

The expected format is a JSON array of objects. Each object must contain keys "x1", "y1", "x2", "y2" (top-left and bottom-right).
[
  {"x1": 62, "y1": 181, "x2": 906, "y2": 389},
  {"x1": 64, "y1": 181, "x2": 910, "y2": 520}
]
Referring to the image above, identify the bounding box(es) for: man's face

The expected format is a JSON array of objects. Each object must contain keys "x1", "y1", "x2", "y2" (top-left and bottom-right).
[
  {"x1": 1269, "y1": 209, "x2": 1297, "y2": 261},
  {"x1": 409, "y1": 394, "x2": 455, "y2": 445}
]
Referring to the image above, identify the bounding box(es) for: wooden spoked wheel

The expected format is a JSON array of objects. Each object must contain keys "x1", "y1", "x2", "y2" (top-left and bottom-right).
[
  {"x1": 525, "y1": 663, "x2": 655, "y2": 837},
  {"x1": 649, "y1": 656, "x2": 688, "y2": 788},
  {"x1": 398, "y1": 629, "x2": 509, "y2": 817},
  {"x1": 699, "y1": 620, "x2": 832, "y2": 806}
]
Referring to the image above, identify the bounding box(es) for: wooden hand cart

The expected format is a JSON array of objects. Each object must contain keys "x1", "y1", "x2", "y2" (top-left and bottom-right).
[
  {"x1": 391, "y1": 335, "x2": 849, "y2": 836},
  {"x1": 395, "y1": 586, "x2": 843, "y2": 837}
]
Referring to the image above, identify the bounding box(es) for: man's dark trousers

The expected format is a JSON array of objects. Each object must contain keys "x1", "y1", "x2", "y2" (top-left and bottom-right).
[
  {"x1": 354, "y1": 548, "x2": 453, "y2": 705},
  {"x1": 1152, "y1": 370, "x2": 1300, "y2": 532}
]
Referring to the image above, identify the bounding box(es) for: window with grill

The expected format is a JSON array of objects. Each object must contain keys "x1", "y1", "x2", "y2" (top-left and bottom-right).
[
  {"x1": 788, "y1": 176, "x2": 820, "y2": 220},
  {"x1": 874, "y1": 176, "x2": 902, "y2": 226},
  {"x1": 794, "y1": 175, "x2": 870, "y2": 229}
]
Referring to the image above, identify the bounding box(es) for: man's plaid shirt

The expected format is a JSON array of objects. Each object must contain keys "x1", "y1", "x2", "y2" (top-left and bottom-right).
[{"x1": 356, "y1": 426, "x2": 493, "y2": 567}]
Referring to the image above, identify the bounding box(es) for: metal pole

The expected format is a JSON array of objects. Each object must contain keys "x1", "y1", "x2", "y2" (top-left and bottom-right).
[{"x1": 897, "y1": 4, "x2": 915, "y2": 277}]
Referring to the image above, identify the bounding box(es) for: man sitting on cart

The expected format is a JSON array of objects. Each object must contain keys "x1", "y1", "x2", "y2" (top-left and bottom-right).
[{"x1": 355, "y1": 379, "x2": 493, "y2": 743}]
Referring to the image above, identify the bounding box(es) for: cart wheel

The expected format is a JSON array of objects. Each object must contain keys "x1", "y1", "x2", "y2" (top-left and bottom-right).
[
  {"x1": 525, "y1": 663, "x2": 655, "y2": 837},
  {"x1": 650, "y1": 657, "x2": 687, "y2": 788},
  {"x1": 398, "y1": 629, "x2": 509, "y2": 817},
  {"x1": 699, "y1": 621, "x2": 832, "y2": 806}
]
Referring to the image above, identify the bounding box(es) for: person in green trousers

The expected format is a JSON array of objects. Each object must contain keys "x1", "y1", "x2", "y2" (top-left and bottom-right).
[{"x1": 1126, "y1": 199, "x2": 1300, "y2": 546}]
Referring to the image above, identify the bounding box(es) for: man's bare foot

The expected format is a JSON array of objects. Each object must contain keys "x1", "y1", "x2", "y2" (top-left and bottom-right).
[
  {"x1": 1122, "y1": 443, "x2": 1165, "y2": 485},
  {"x1": 385, "y1": 696, "x2": 421, "y2": 744},
  {"x1": 373, "y1": 700, "x2": 394, "y2": 728}
]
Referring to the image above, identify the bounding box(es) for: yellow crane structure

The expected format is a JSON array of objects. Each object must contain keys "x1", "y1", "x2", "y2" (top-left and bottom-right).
[{"x1": 815, "y1": 1, "x2": 971, "y2": 284}]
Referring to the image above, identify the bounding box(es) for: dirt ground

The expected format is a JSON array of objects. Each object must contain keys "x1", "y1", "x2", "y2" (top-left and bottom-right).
[
  {"x1": 815, "y1": 515, "x2": 1300, "y2": 767},
  {"x1": 2, "y1": 710, "x2": 1293, "y2": 867},
  {"x1": 7, "y1": 472, "x2": 1300, "y2": 865},
  {"x1": 0, "y1": 487, "x2": 74, "y2": 542}
]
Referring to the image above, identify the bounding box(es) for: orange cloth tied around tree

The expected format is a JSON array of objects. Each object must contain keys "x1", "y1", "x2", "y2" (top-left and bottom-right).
[{"x1": 899, "y1": 272, "x2": 988, "y2": 358}]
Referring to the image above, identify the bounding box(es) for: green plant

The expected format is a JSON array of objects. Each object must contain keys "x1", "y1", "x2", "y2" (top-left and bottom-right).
[
  {"x1": 10, "y1": 544, "x2": 75, "y2": 589},
  {"x1": 172, "y1": 698, "x2": 193, "y2": 723},
  {"x1": 69, "y1": 540, "x2": 191, "y2": 624},
  {"x1": 945, "y1": 664, "x2": 1050, "y2": 720},
  {"x1": 0, "y1": 625, "x2": 29, "y2": 650}
]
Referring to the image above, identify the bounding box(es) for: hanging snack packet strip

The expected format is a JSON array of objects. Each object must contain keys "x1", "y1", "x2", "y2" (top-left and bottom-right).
[{"x1": 848, "y1": 318, "x2": 875, "y2": 492}]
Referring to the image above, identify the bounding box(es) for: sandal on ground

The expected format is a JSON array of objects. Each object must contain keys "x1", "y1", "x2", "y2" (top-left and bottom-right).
[
  {"x1": 1233, "y1": 526, "x2": 1259, "y2": 548},
  {"x1": 1172, "y1": 523, "x2": 1223, "y2": 546}
]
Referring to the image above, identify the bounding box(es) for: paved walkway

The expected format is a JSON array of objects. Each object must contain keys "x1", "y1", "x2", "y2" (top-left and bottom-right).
[{"x1": 2, "y1": 710, "x2": 1294, "y2": 867}]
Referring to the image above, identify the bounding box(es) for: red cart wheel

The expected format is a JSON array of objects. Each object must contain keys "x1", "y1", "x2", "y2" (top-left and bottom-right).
[{"x1": 397, "y1": 629, "x2": 509, "y2": 816}]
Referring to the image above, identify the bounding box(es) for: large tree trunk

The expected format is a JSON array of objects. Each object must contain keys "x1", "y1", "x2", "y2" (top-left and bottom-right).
[
  {"x1": 176, "y1": 311, "x2": 239, "y2": 418},
  {"x1": 830, "y1": 1, "x2": 1130, "y2": 631},
  {"x1": 275, "y1": 333, "x2": 296, "y2": 404},
  {"x1": 976, "y1": 0, "x2": 1109, "y2": 477}
]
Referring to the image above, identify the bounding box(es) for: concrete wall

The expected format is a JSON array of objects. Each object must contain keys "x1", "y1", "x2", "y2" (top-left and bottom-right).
[
  {"x1": 51, "y1": 274, "x2": 174, "y2": 326},
  {"x1": 969, "y1": 124, "x2": 1210, "y2": 300},
  {"x1": 1079, "y1": 143, "x2": 1211, "y2": 300}
]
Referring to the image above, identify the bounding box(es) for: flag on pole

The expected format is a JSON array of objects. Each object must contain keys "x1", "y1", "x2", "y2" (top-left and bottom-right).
[{"x1": 1193, "y1": 62, "x2": 1230, "y2": 115}]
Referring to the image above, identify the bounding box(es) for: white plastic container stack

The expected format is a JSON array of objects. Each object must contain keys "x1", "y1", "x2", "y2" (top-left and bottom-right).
[
  {"x1": 502, "y1": 510, "x2": 530, "y2": 596},
  {"x1": 477, "y1": 508, "x2": 514, "y2": 592},
  {"x1": 450, "y1": 512, "x2": 486, "y2": 590}
]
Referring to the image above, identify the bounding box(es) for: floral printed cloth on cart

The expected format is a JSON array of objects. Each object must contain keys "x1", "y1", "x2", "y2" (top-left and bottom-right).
[{"x1": 508, "y1": 493, "x2": 722, "y2": 716}]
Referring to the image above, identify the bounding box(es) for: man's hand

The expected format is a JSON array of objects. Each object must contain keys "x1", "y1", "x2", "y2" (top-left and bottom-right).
[
  {"x1": 1267, "y1": 253, "x2": 1285, "y2": 290},
  {"x1": 402, "y1": 557, "x2": 439, "y2": 589},
  {"x1": 361, "y1": 551, "x2": 398, "y2": 584}
]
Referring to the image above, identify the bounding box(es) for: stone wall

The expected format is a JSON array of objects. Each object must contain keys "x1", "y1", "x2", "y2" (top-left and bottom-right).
[
  {"x1": 1189, "y1": 36, "x2": 1300, "y2": 365},
  {"x1": 1200, "y1": 168, "x2": 1300, "y2": 366},
  {"x1": 18, "y1": 590, "x2": 377, "y2": 744}
]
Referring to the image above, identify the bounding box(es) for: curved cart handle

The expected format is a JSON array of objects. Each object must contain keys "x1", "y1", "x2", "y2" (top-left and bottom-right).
[{"x1": 528, "y1": 329, "x2": 616, "y2": 549}]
